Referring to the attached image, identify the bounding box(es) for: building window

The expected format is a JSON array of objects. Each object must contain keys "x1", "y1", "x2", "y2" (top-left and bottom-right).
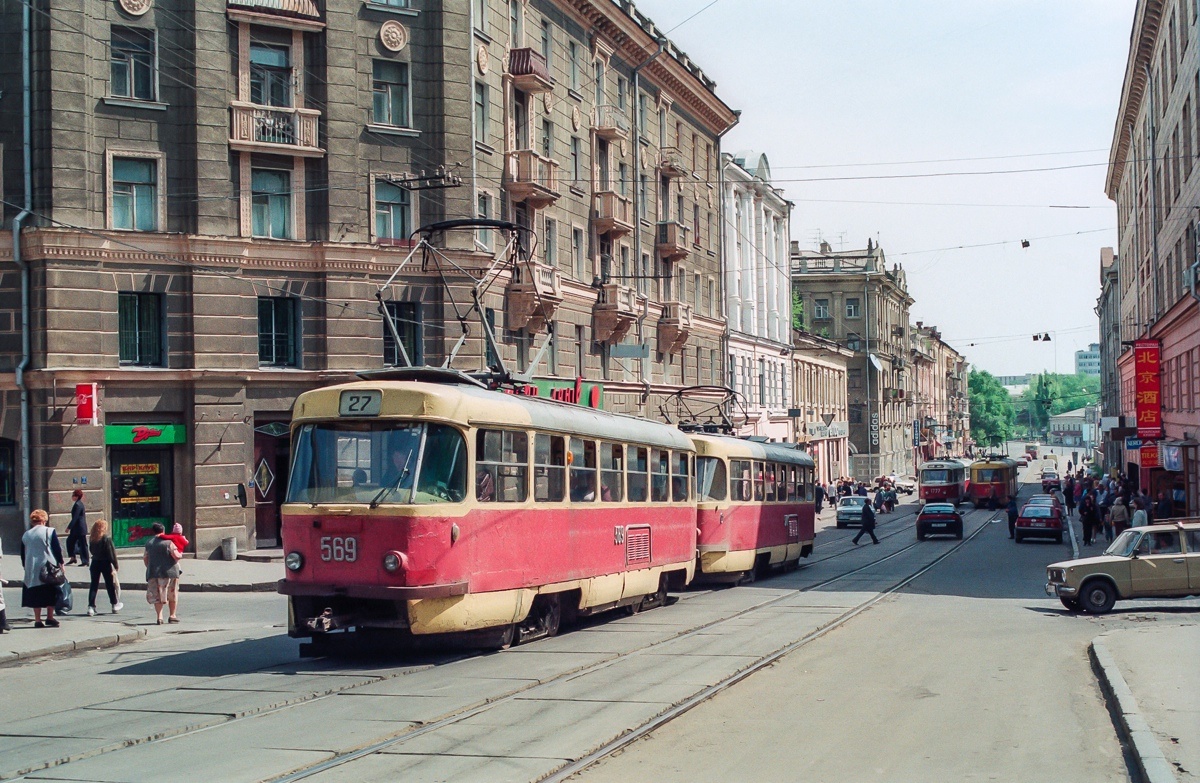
[
  {"x1": 118, "y1": 292, "x2": 163, "y2": 366},
  {"x1": 568, "y1": 41, "x2": 580, "y2": 91},
  {"x1": 0, "y1": 439, "x2": 14, "y2": 505},
  {"x1": 616, "y1": 76, "x2": 627, "y2": 111},
  {"x1": 485, "y1": 308, "x2": 499, "y2": 369},
  {"x1": 111, "y1": 157, "x2": 158, "y2": 231},
  {"x1": 110, "y1": 27, "x2": 155, "y2": 101},
  {"x1": 657, "y1": 108, "x2": 666, "y2": 146},
  {"x1": 639, "y1": 175, "x2": 649, "y2": 219},
  {"x1": 249, "y1": 43, "x2": 291, "y2": 107},
  {"x1": 543, "y1": 217, "x2": 558, "y2": 266},
  {"x1": 638, "y1": 93, "x2": 648, "y2": 135},
  {"x1": 540, "y1": 19, "x2": 552, "y2": 61},
  {"x1": 508, "y1": 0, "x2": 522, "y2": 43},
  {"x1": 474, "y1": 82, "x2": 489, "y2": 141},
  {"x1": 251, "y1": 168, "x2": 292, "y2": 239},
  {"x1": 541, "y1": 118, "x2": 554, "y2": 158},
  {"x1": 473, "y1": 0, "x2": 486, "y2": 31},
  {"x1": 618, "y1": 162, "x2": 629, "y2": 196},
  {"x1": 572, "y1": 227, "x2": 585, "y2": 280},
  {"x1": 575, "y1": 324, "x2": 586, "y2": 378},
  {"x1": 570, "y1": 136, "x2": 582, "y2": 184},
  {"x1": 845, "y1": 297, "x2": 861, "y2": 318},
  {"x1": 477, "y1": 192, "x2": 492, "y2": 249},
  {"x1": 258, "y1": 297, "x2": 298, "y2": 367},
  {"x1": 639, "y1": 252, "x2": 650, "y2": 296},
  {"x1": 383, "y1": 301, "x2": 421, "y2": 366},
  {"x1": 847, "y1": 333, "x2": 861, "y2": 352},
  {"x1": 375, "y1": 179, "x2": 412, "y2": 243},
  {"x1": 372, "y1": 60, "x2": 411, "y2": 127},
  {"x1": 593, "y1": 59, "x2": 605, "y2": 106},
  {"x1": 369, "y1": 0, "x2": 410, "y2": 7},
  {"x1": 849, "y1": 405, "x2": 863, "y2": 424},
  {"x1": 848, "y1": 368, "x2": 863, "y2": 389}
]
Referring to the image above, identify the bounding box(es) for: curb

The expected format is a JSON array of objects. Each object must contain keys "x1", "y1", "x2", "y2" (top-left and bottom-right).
[
  {"x1": 68, "y1": 579, "x2": 278, "y2": 593},
  {"x1": 1089, "y1": 637, "x2": 1179, "y2": 783},
  {"x1": 0, "y1": 627, "x2": 147, "y2": 668}
]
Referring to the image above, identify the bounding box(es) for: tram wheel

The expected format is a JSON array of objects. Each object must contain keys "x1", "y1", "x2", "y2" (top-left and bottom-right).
[
  {"x1": 516, "y1": 594, "x2": 561, "y2": 645},
  {"x1": 642, "y1": 576, "x2": 669, "y2": 610},
  {"x1": 483, "y1": 623, "x2": 515, "y2": 651}
]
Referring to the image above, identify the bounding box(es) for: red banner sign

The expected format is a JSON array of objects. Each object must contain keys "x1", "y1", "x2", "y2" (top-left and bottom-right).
[
  {"x1": 75, "y1": 383, "x2": 97, "y2": 426},
  {"x1": 1133, "y1": 339, "x2": 1162, "y2": 439},
  {"x1": 1141, "y1": 443, "x2": 1160, "y2": 469}
]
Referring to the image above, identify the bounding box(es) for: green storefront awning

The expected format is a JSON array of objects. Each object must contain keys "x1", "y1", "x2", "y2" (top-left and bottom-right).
[{"x1": 105, "y1": 424, "x2": 187, "y2": 446}]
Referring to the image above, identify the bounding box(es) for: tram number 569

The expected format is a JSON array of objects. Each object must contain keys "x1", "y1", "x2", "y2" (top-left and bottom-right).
[{"x1": 319, "y1": 536, "x2": 357, "y2": 562}]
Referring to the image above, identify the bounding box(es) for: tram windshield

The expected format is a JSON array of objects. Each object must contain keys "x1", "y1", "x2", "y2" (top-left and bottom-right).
[
  {"x1": 287, "y1": 422, "x2": 466, "y2": 505},
  {"x1": 922, "y1": 469, "x2": 949, "y2": 483},
  {"x1": 696, "y1": 457, "x2": 727, "y2": 501},
  {"x1": 974, "y1": 468, "x2": 1005, "y2": 482}
]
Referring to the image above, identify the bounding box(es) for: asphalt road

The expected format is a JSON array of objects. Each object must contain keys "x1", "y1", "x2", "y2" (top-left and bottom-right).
[{"x1": 0, "y1": 471, "x2": 1164, "y2": 783}]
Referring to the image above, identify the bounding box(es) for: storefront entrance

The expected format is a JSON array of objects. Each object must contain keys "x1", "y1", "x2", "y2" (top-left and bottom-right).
[
  {"x1": 106, "y1": 424, "x2": 185, "y2": 548},
  {"x1": 253, "y1": 421, "x2": 291, "y2": 547}
]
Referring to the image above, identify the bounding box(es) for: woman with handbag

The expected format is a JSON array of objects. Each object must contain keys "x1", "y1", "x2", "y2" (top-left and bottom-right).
[{"x1": 21, "y1": 509, "x2": 65, "y2": 628}]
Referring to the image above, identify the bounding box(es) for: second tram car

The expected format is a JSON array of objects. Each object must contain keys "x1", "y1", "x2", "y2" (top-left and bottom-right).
[
  {"x1": 968, "y1": 457, "x2": 1020, "y2": 508},
  {"x1": 691, "y1": 434, "x2": 816, "y2": 581},
  {"x1": 918, "y1": 459, "x2": 971, "y2": 505},
  {"x1": 280, "y1": 369, "x2": 699, "y2": 649}
]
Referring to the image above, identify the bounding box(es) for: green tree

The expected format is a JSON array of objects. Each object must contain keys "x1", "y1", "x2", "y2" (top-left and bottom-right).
[
  {"x1": 1018, "y1": 373, "x2": 1100, "y2": 433},
  {"x1": 791, "y1": 289, "x2": 804, "y2": 331},
  {"x1": 968, "y1": 369, "x2": 1015, "y2": 447}
]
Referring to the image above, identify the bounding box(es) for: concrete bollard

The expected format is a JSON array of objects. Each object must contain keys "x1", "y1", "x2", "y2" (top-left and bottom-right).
[{"x1": 221, "y1": 536, "x2": 238, "y2": 562}]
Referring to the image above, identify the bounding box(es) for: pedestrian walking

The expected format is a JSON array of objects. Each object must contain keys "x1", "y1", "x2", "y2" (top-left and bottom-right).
[
  {"x1": 1130, "y1": 498, "x2": 1149, "y2": 529},
  {"x1": 0, "y1": 534, "x2": 10, "y2": 633},
  {"x1": 1063, "y1": 477, "x2": 1076, "y2": 518},
  {"x1": 814, "y1": 482, "x2": 825, "y2": 514},
  {"x1": 1006, "y1": 497, "x2": 1019, "y2": 539},
  {"x1": 852, "y1": 501, "x2": 879, "y2": 545},
  {"x1": 143, "y1": 522, "x2": 182, "y2": 625},
  {"x1": 1109, "y1": 496, "x2": 1130, "y2": 537},
  {"x1": 21, "y1": 509, "x2": 64, "y2": 628},
  {"x1": 65, "y1": 489, "x2": 89, "y2": 566},
  {"x1": 86, "y1": 520, "x2": 122, "y2": 616},
  {"x1": 1079, "y1": 495, "x2": 1099, "y2": 546},
  {"x1": 1154, "y1": 491, "x2": 1172, "y2": 521}
]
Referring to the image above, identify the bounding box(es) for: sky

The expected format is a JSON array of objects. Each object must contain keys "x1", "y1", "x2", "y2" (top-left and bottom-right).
[{"x1": 630, "y1": 0, "x2": 1134, "y2": 377}]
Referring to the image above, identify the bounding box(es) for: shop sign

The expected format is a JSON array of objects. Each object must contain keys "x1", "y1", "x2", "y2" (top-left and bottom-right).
[
  {"x1": 912, "y1": 420, "x2": 920, "y2": 447},
  {"x1": 1124, "y1": 437, "x2": 1142, "y2": 450},
  {"x1": 104, "y1": 424, "x2": 187, "y2": 446},
  {"x1": 1133, "y1": 339, "x2": 1163, "y2": 439},
  {"x1": 869, "y1": 412, "x2": 880, "y2": 447},
  {"x1": 1140, "y1": 442, "x2": 1160, "y2": 469},
  {"x1": 507, "y1": 378, "x2": 603, "y2": 409},
  {"x1": 826, "y1": 421, "x2": 848, "y2": 438},
  {"x1": 807, "y1": 422, "x2": 829, "y2": 439},
  {"x1": 75, "y1": 383, "x2": 98, "y2": 426},
  {"x1": 1162, "y1": 445, "x2": 1183, "y2": 472}
]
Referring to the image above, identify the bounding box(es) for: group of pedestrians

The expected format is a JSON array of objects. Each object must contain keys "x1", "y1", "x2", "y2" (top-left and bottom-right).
[{"x1": 1, "y1": 491, "x2": 188, "y2": 630}]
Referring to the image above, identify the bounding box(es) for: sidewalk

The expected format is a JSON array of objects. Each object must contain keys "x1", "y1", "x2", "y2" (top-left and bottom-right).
[
  {"x1": 71, "y1": 549, "x2": 284, "y2": 593},
  {"x1": 1091, "y1": 623, "x2": 1199, "y2": 783}
]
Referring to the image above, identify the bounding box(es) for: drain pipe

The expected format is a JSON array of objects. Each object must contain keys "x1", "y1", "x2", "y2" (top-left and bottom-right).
[{"x1": 16, "y1": 0, "x2": 34, "y2": 525}]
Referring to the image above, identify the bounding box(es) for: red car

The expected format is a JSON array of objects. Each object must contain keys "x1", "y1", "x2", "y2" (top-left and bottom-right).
[
  {"x1": 1015, "y1": 503, "x2": 1065, "y2": 544},
  {"x1": 1040, "y1": 472, "x2": 1061, "y2": 493}
]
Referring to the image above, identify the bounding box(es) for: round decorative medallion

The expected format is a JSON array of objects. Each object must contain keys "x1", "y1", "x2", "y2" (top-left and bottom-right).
[
  {"x1": 542, "y1": 91, "x2": 553, "y2": 114},
  {"x1": 571, "y1": 105, "x2": 581, "y2": 131},
  {"x1": 476, "y1": 44, "x2": 490, "y2": 75},
  {"x1": 379, "y1": 21, "x2": 409, "y2": 53},
  {"x1": 118, "y1": 0, "x2": 152, "y2": 16}
]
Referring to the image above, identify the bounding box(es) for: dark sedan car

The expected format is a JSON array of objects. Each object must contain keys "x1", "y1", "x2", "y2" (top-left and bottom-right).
[
  {"x1": 1015, "y1": 503, "x2": 1065, "y2": 543},
  {"x1": 916, "y1": 503, "x2": 964, "y2": 540}
]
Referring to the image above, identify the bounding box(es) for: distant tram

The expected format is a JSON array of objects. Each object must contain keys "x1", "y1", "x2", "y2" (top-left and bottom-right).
[
  {"x1": 279, "y1": 368, "x2": 699, "y2": 651},
  {"x1": 968, "y1": 457, "x2": 1020, "y2": 508},
  {"x1": 691, "y1": 434, "x2": 816, "y2": 581},
  {"x1": 918, "y1": 459, "x2": 971, "y2": 505}
]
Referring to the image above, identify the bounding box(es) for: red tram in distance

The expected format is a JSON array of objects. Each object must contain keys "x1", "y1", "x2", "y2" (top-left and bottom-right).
[
  {"x1": 918, "y1": 459, "x2": 971, "y2": 506},
  {"x1": 279, "y1": 368, "x2": 700, "y2": 651},
  {"x1": 691, "y1": 434, "x2": 816, "y2": 582},
  {"x1": 968, "y1": 457, "x2": 1020, "y2": 508}
]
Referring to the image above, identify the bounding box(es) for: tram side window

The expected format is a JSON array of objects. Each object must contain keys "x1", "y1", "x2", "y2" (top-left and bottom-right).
[
  {"x1": 651, "y1": 449, "x2": 670, "y2": 502},
  {"x1": 570, "y1": 438, "x2": 597, "y2": 502},
  {"x1": 764, "y1": 463, "x2": 776, "y2": 502},
  {"x1": 776, "y1": 464, "x2": 787, "y2": 501},
  {"x1": 600, "y1": 442, "x2": 624, "y2": 502},
  {"x1": 628, "y1": 446, "x2": 649, "y2": 502},
  {"x1": 753, "y1": 462, "x2": 765, "y2": 501},
  {"x1": 730, "y1": 459, "x2": 751, "y2": 502},
  {"x1": 534, "y1": 433, "x2": 565, "y2": 502},
  {"x1": 696, "y1": 456, "x2": 727, "y2": 501},
  {"x1": 476, "y1": 429, "x2": 528, "y2": 502},
  {"x1": 785, "y1": 466, "x2": 797, "y2": 501},
  {"x1": 803, "y1": 467, "x2": 814, "y2": 501},
  {"x1": 672, "y1": 451, "x2": 690, "y2": 502}
]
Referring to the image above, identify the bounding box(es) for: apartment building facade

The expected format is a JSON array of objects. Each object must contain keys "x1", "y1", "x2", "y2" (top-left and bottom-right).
[
  {"x1": 1105, "y1": 0, "x2": 1200, "y2": 517},
  {"x1": 910, "y1": 322, "x2": 970, "y2": 466},
  {"x1": 791, "y1": 329, "x2": 851, "y2": 485},
  {"x1": 791, "y1": 240, "x2": 913, "y2": 480},
  {"x1": 722, "y1": 151, "x2": 792, "y2": 441},
  {"x1": 0, "y1": 0, "x2": 736, "y2": 552}
]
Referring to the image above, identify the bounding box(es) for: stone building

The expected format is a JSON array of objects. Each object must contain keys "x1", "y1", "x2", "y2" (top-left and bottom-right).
[
  {"x1": 1095, "y1": 247, "x2": 1124, "y2": 471},
  {"x1": 1105, "y1": 0, "x2": 1199, "y2": 516},
  {"x1": 722, "y1": 151, "x2": 792, "y2": 441},
  {"x1": 791, "y1": 329, "x2": 851, "y2": 485},
  {"x1": 0, "y1": 0, "x2": 736, "y2": 552},
  {"x1": 790, "y1": 240, "x2": 913, "y2": 480},
  {"x1": 910, "y1": 322, "x2": 969, "y2": 466}
]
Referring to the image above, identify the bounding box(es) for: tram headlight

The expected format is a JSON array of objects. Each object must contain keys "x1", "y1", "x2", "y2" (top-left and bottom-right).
[
  {"x1": 285, "y1": 551, "x2": 304, "y2": 572},
  {"x1": 383, "y1": 550, "x2": 407, "y2": 573}
]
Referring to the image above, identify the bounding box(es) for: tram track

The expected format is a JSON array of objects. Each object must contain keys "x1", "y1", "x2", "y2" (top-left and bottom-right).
[{"x1": 263, "y1": 504, "x2": 1000, "y2": 783}]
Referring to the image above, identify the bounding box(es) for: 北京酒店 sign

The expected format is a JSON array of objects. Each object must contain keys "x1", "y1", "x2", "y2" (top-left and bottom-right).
[{"x1": 1133, "y1": 339, "x2": 1162, "y2": 439}]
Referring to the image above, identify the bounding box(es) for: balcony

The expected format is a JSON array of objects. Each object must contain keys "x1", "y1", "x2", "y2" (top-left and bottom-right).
[
  {"x1": 656, "y1": 221, "x2": 690, "y2": 262},
  {"x1": 508, "y1": 48, "x2": 554, "y2": 94},
  {"x1": 593, "y1": 190, "x2": 633, "y2": 237},
  {"x1": 506, "y1": 261, "x2": 563, "y2": 333},
  {"x1": 230, "y1": 102, "x2": 323, "y2": 157},
  {"x1": 882, "y1": 387, "x2": 907, "y2": 401},
  {"x1": 504, "y1": 150, "x2": 560, "y2": 208},
  {"x1": 593, "y1": 104, "x2": 630, "y2": 142},
  {"x1": 658, "y1": 146, "x2": 688, "y2": 178},
  {"x1": 657, "y1": 301, "x2": 693, "y2": 354},
  {"x1": 592, "y1": 283, "x2": 640, "y2": 344}
]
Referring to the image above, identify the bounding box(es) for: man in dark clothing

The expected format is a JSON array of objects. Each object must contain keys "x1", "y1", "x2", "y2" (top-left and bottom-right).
[
  {"x1": 814, "y1": 482, "x2": 825, "y2": 514},
  {"x1": 1154, "y1": 492, "x2": 1172, "y2": 520},
  {"x1": 1063, "y1": 477, "x2": 1076, "y2": 518},
  {"x1": 1006, "y1": 498, "x2": 1019, "y2": 539},
  {"x1": 852, "y1": 502, "x2": 879, "y2": 545},
  {"x1": 855, "y1": 483, "x2": 868, "y2": 497},
  {"x1": 65, "y1": 489, "x2": 89, "y2": 566}
]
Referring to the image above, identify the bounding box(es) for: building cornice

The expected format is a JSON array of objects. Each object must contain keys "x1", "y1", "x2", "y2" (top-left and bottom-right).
[{"x1": 1106, "y1": 0, "x2": 1164, "y2": 198}]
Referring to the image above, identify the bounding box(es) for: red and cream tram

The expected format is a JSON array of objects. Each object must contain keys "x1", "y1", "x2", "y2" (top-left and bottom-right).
[
  {"x1": 279, "y1": 369, "x2": 699, "y2": 649},
  {"x1": 968, "y1": 457, "x2": 1020, "y2": 508},
  {"x1": 918, "y1": 459, "x2": 971, "y2": 506},
  {"x1": 691, "y1": 434, "x2": 816, "y2": 581}
]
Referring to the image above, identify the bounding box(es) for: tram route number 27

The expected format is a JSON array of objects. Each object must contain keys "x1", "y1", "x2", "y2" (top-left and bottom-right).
[{"x1": 319, "y1": 536, "x2": 358, "y2": 562}]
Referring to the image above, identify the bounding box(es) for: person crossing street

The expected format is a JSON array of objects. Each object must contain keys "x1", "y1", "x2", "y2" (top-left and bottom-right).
[{"x1": 852, "y1": 500, "x2": 879, "y2": 545}]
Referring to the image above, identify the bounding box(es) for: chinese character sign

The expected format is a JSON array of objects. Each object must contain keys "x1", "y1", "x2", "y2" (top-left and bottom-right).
[{"x1": 1133, "y1": 339, "x2": 1162, "y2": 439}]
